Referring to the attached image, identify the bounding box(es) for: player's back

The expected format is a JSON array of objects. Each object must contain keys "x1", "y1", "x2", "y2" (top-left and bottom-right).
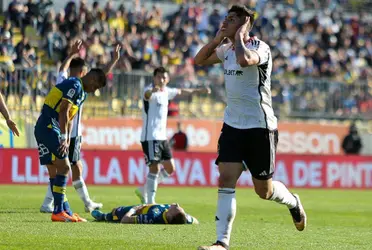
[{"x1": 36, "y1": 77, "x2": 85, "y2": 131}]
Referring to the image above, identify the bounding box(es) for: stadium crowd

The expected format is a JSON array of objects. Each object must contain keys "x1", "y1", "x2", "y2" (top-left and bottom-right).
[{"x1": 0, "y1": 0, "x2": 371, "y2": 118}]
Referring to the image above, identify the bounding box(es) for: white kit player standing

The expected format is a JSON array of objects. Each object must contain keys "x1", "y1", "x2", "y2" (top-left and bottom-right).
[
  {"x1": 135, "y1": 66, "x2": 211, "y2": 204},
  {"x1": 194, "y1": 5, "x2": 307, "y2": 250}
]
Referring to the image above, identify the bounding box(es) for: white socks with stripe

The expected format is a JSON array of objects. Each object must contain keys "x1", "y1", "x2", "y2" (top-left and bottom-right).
[
  {"x1": 42, "y1": 181, "x2": 54, "y2": 207},
  {"x1": 269, "y1": 181, "x2": 297, "y2": 209},
  {"x1": 73, "y1": 177, "x2": 91, "y2": 205},
  {"x1": 216, "y1": 188, "x2": 236, "y2": 247},
  {"x1": 145, "y1": 173, "x2": 159, "y2": 204}
]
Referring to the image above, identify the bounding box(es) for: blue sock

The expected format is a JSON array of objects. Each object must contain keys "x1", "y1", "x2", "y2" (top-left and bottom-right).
[
  {"x1": 63, "y1": 197, "x2": 73, "y2": 216},
  {"x1": 53, "y1": 175, "x2": 67, "y2": 214}
]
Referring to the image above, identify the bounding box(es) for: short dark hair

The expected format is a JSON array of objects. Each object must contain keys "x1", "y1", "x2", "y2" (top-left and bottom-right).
[
  {"x1": 228, "y1": 5, "x2": 255, "y2": 30},
  {"x1": 153, "y1": 66, "x2": 168, "y2": 77},
  {"x1": 89, "y1": 68, "x2": 107, "y2": 88},
  {"x1": 170, "y1": 212, "x2": 187, "y2": 224},
  {"x1": 70, "y1": 57, "x2": 87, "y2": 70}
]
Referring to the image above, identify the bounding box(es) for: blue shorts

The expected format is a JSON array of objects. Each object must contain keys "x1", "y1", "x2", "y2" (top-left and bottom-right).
[{"x1": 34, "y1": 125, "x2": 67, "y2": 165}]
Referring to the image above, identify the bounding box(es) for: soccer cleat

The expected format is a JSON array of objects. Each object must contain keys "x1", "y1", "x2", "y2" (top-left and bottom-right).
[
  {"x1": 40, "y1": 204, "x2": 53, "y2": 213},
  {"x1": 91, "y1": 210, "x2": 105, "y2": 221},
  {"x1": 289, "y1": 194, "x2": 307, "y2": 231},
  {"x1": 84, "y1": 201, "x2": 103, "y2": 213},
  {"x1": 73, "y1": 213, "x2": 87, "y2": 222},
  {"x1": 135, "y1": 187, "x2": 147, "y2": 204},
  {"x1": 198, "y1": 241, "x2": 228, "y2": 250},
  {"x1": 51, "y1": 211, "x2": 78, "y2": 222}
]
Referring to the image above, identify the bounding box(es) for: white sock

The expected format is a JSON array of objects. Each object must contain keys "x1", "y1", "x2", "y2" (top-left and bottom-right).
[
  {"x1": 269, "y1": 181, "x2": 297, "y2": 209},
  {"x1": 157, "y1": 168, "x2": 170, "y2": 183},
  {"x1": 145, "y1": 173, "x2": 158, "y2": 204},
  {"x1": 216, "y1": 188, "x2": 236, "y2": 247},
  {"x1": 72, "y1": 177, "x2": 91, "y2": 205},
  {"x1": 42, "y1": 182, "x2": 54, "y2": 206}
]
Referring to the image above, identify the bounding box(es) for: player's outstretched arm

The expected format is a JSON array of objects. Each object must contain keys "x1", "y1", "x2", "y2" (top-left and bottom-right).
[
  {"x1": 194, "y1": 28, "x2": 225, "y2": 66},
  {"x1": 179, "y1": 87, "x2": 211, "y2": 96},
  {"x1": 59, "y1": 40, "x2": 82, "y2": 73},
  {"x1": 234, "y1": 17, "x2": 260, "y2": 67},
  {"x1": 0, "y1": 93, "x2": 19, "y2": 136},
  {"x1": 102, "y1": 44, "x2": 121, "y2": 76}
]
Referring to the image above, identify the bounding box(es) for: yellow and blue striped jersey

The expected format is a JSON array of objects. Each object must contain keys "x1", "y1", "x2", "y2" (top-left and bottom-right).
[
  {"x1": 112, "y1": 204, "x2": 196, "y2": 224},
  {"x1": 36, "y1": 77, "x2": 86, "y2": 130}
]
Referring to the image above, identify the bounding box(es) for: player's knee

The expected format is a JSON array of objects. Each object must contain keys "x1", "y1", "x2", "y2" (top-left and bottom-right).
[
  {"x1": 163, "y1": 161, "x2": 175, "y2": 174},
  {"x1": 255, "y1": 186, "x2": 272, "y2": 200},
  {"x1": 218, "y1": 174, "x2": 236, "y2": 188},
  {"x1": 57, "y1": 165, "x2": 70, "y2": 175},
  {"x1": 149, "y1": 163, "x2": 160, "y2": 174}
]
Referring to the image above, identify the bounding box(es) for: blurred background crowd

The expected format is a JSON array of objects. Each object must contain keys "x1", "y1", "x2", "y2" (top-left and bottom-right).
[{"x1": 0, "y1": 0, "x2": 371, "y2": 120}]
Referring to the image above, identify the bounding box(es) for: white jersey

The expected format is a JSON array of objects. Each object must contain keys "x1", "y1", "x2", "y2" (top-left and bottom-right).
[
  {"x1": 140, "y1": 84, "x2": 179, "y2": 141},
  {"x1": 216, "y1": 37, "x2": 277, "y2": 130},
  {"x1": 56, "y1": 71, "x2": 83, "y2": 138}
]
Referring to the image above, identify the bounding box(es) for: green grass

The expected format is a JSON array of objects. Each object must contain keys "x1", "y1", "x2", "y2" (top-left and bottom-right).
[{"x1": 0, "y1": 186, "x2": 371, "y2": 250}]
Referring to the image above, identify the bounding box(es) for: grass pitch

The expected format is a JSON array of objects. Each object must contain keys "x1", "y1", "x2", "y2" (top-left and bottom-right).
[{"x1": 0, "y1": 186, "x2": 371, "y2": 250}]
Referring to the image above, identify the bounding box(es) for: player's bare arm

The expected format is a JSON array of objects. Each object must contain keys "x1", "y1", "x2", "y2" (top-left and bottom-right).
[
  {"x1": 102, "y1": 44, "x2": 122, "y2": 75},
  {"x1": 59, "y1": 40, "x2": 82, "y2": 73},
  {"x1": 194, "y1": 28, "x2": 225, "y2": 66},
  {"x1": 58, "y1": 99, "x2": 73, "y2": 155},
  {"x1": 120, "y1": 205, "x2": 143, "y2": 224},
  {"x1": 234, "y1": 17, "x2": 260, "y2": 67},
  {"x1": 179, "y1": 87, "x2": 211, "y2": 95},
  {"x1": 67, "y1": 120, "x2": 73, "y2": 145},
  {"x1": 0, "y1": 92, "x2": 19, "y2": 136}
]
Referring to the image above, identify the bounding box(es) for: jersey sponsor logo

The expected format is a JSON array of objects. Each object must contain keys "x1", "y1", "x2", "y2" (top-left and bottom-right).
[
  {"x1": 67, "y1": 88, "x2": 76, "y2": 98},
  {"x1": 224, "y1": 69, "x2": 244, "y2": 76}
]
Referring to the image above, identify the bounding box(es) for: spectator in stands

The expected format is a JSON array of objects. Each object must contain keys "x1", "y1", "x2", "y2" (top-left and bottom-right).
[
  {"x1": 168, "y1": 100, "x2": 179, "y2": 117},
  {"x1": 0, "y1": 0, "x2": 371, "y2": 119},
  {"x1": 342, "y1": 123, "x2": 363, "y2": 155},
  {"x1": 170, "y1": 121, "x2": 188, "y2": 151}
]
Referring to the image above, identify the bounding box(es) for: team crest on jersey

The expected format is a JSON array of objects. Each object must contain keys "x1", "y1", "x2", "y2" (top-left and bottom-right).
[{"x1": 67, "y1": 88, "x2": 76, "y2": 98}]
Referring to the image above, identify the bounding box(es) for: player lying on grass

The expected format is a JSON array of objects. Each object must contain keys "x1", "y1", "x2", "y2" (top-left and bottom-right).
[{"x1": 91, "y1": 203, "x2": 199, "y2": 224}]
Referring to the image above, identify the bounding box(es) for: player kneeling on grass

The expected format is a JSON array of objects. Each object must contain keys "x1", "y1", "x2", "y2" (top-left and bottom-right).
[{"x1": 91, "y1": 203, "x2": 199, "y2": 225}]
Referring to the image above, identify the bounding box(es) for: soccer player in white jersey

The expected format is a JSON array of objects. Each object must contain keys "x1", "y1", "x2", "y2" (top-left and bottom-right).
[
  {"x1": 135, "y1": 67, "x2": 210, "y2": 204},
  {"x1": 40, "y1": 41, "x2": 121, "y2": 213},
  {"x1": 194, "y1": 5, "x2": 307, "y2": 250}
]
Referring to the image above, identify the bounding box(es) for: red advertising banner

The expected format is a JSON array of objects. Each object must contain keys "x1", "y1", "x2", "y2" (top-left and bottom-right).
[
  {"x1": 80, "y1": 118, "x2": 349, "y2": 155},
  {"x1": 1, "y1": 149, "x2": 371, "y2": 189}
]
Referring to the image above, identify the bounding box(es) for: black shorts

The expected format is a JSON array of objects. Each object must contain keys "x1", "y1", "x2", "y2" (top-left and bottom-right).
[
  {"x1": 216, "y1": 123, "x2": 278, "y2": 180},
  {"x1": 141, "y1": 140, "x2": 173, "y2": 166},
  {"x1": 68, "y1": 136, "x2": 82, "y2": 165}
]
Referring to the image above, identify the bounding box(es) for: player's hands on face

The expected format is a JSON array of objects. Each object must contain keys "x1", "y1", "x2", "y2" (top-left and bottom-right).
[
  {"x1": 70, "y1": 40, "x2": 82, "y2": 56},
  {"x1": 6, "y1": 119, "x2": 20, "y2": 136},
  {"x1": 113, "y1": 44, "x2": 122, "y2": 61},
  {"x1": 235, "y1": 16, "x2": 250, "y2": 40},
  {"x1": 58, "y1": 138, "x2": 69, "y2": 156},
  {"x1": 214, "y1": 26, "x2": 226, "y2": 43}
]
